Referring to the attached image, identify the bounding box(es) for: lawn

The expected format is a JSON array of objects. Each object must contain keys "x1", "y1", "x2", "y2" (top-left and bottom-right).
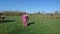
[{"x1": 0, "y1": 15, "x2": 60, "y2": 34}]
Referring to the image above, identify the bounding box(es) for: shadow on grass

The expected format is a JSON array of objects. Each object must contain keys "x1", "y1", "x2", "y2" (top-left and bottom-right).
[
  {"x1": 0, "y1": 20, "x2": 15, "y2": 23},
  {"x1": 28, "y1": 22, "x2": 35, "y2": 26}
]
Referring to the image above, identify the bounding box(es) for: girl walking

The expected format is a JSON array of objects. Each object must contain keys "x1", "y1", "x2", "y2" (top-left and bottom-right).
[{"x1": 21, "y1": 12, "x2": 29, "y2": 27}]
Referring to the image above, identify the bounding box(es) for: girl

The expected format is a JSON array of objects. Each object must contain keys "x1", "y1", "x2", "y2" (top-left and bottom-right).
[{"x1": 21, "y1": 12, "x2": 29, "y2": 27}]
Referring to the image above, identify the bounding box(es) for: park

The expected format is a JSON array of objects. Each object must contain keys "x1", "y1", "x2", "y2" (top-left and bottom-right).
[
  {"x1": 0, "y1": 0, "x2": 60, "y2": 34},
  {"x1": 0, "y1": 11, "x2": 60, "y2": 34}
]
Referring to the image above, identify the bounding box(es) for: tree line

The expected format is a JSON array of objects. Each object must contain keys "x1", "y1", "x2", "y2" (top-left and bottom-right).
[
  {"x1": 34, "y1": 10, "x2": 60, "y2": 15},
  {"x1": 0, "y1": 10, "x2": 23, "y2": 16},
  {"x1": 0, "y1": 10, "x2": 60, "y2": 16}
]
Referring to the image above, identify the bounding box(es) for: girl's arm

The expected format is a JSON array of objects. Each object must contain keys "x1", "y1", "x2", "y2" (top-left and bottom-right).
[{"x1": 26, "y1": 16, "x2": 29, "y2": 20}]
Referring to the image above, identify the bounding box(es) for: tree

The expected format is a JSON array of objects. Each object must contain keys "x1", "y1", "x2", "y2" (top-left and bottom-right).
[
  {"x1": 42, "y1": 11, "x2": 45, "y2": 14},
  {"x1": 37, "y1": 11, "x2": 40, "y2": 14},
  {"x1": 54, "y1": 11, "x2": 59, "y2": 15}
]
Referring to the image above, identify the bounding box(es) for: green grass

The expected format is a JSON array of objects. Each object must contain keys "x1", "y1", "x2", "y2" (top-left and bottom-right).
[{"x1": 0, "y1": 15, "x2": 60, "y2": 34}]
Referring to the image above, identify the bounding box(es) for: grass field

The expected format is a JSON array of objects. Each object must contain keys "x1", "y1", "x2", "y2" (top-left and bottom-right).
[{"x1": 0, "y1": 15, "x2": 60, "y2": 34}]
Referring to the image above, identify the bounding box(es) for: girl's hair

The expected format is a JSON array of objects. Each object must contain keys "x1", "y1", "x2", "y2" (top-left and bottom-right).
[
  {"x1": 21, "y1": 12, "x2": 27, "y2": 16},
  {"x1": 23, "y1": 12, "x2": 26, "y2": 14},
  {"x1": 23, "y1": 12, "x2": 27, "y2": 15}
]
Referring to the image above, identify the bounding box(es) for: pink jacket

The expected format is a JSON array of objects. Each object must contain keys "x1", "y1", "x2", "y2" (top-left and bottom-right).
[{"x1": 22, "y1": 14, "x2": 28, "y2": 22}]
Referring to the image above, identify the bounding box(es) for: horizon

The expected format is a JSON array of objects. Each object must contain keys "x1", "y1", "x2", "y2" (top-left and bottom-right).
[{"x1": 0, "y1": 0, "x2": 60, "y2": 13}]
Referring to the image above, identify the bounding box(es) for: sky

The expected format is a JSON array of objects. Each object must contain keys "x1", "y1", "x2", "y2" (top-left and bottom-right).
[{"x1": 0, "y1": 0, "x2": 60, "y2": 13}]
